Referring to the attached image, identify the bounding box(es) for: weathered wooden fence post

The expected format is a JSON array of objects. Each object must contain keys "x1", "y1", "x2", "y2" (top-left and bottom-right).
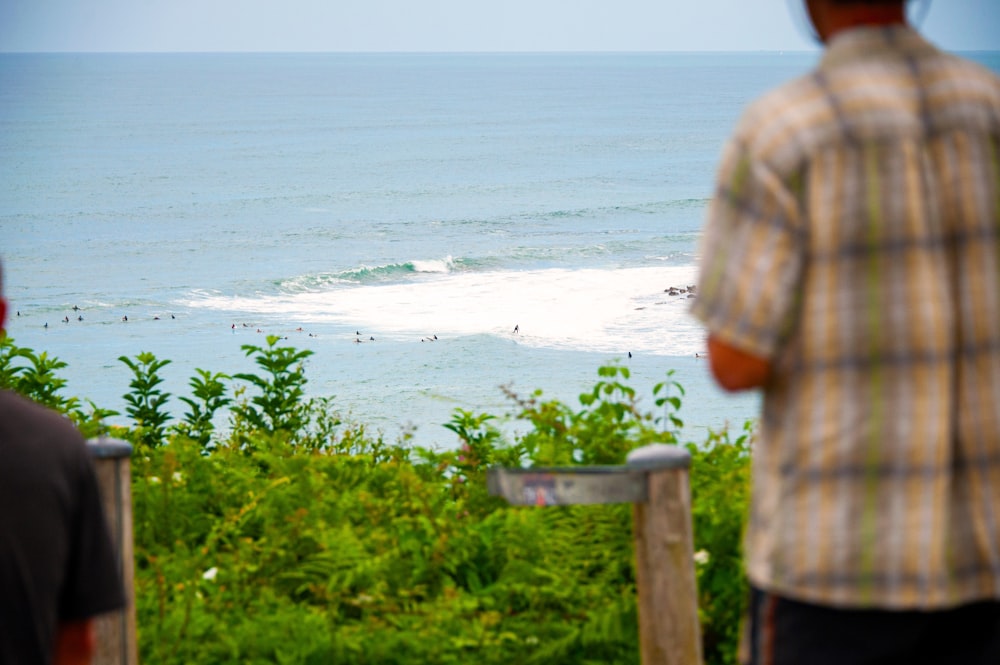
[
  {"x1": 626, "y1": 444, "x2": 702, "y2": 665},
  {"x1": 87, "y1": 436, "x2": 138, "y2": 665},
  {"x1": 487, "y1": 443, "x2": 703, "y2": 665}
]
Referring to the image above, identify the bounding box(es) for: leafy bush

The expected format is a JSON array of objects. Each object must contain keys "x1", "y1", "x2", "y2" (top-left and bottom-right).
[
  {"x1": 0, "y1": 335, "x2": 753, "y2": 664},
  {"x1": 688, "y1": 423, "x2": 752, "y2": 665},
  {"x1": 119, "y1": 351, "x2": 173, "y2": 449},
  {"x1": 231, "y1": 335, "x2": 314, "y2": 440},
  {"x1": 177, "y1": 368, "x2": 231, "y2": 448},
  {"x1": 0, "y1": 335, "x2": 116, "y2": 438}
]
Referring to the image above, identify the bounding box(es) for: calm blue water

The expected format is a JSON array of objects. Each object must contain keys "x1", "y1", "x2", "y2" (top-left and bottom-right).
[{"x1": 4, "y1": 51, "x2": 996, "y2": 448}]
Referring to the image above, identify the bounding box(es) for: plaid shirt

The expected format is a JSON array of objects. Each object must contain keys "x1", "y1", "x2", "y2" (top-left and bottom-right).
[{"x1": 692, "y1": 26, "x2": 1000, "y2": 609}]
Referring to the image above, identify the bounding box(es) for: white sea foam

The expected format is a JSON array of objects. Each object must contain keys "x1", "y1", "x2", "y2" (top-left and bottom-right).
[
  {"x1": 183, "y1": 266, "x2": 705, "y2": 356},
  {"x1": 410, "y1": 256, "x2": 455, "y2": 273}
]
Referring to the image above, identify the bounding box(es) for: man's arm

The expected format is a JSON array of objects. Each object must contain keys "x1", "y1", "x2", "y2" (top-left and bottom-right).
[
  {"x1": 53, "y1": 619, "x2": 95, "y2": 665},
  {"x1": 707, "y1": 334, "x2": 771, "y2": 392}
]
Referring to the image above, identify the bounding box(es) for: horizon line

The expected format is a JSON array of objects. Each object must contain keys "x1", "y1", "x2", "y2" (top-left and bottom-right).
[
  {"x1": 3, "y1": 48, "x2": 997, "y2": 56},
  {"x1": 0, "y1": 48, "x2": 828, "y2": 55}
]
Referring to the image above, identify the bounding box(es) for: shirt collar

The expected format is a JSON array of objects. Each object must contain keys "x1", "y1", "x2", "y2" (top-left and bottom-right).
[{"x1": 820, "y1": 25, "x2": 938, "y2": 69}]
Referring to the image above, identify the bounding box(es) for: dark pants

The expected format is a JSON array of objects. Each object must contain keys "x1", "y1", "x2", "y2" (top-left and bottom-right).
[{"x1": 742, "y1": 586, "x2": 1000, "y2": 665}]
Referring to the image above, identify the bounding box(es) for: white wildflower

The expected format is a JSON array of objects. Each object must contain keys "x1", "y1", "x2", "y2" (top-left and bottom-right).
[
  {"x1": 202, "y1": 567, "x2": 219, "y2": 581},
  {"x1": 693, "y1": 549, "x2": 710, "y2": 566}
]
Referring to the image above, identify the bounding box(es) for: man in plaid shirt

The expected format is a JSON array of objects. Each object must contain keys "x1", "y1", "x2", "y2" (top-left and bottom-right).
[{"x1": 692, "y1": 1, "x2": 1000, "y2": 662}]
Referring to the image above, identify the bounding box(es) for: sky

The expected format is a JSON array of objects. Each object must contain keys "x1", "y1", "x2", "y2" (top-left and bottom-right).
[{"x1": 0, "y1": 0, "x2": 997, "y2": 53}]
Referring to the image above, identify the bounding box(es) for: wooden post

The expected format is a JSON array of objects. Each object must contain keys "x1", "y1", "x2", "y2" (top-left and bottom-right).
[
  {"x1": 87, "y1": 437, "x2": 138, "y2": 665},
  {"x1": 627, "y1": 444, "x2": 702, "y2": 665},
  {"x1": 486, "y1": 443, "x2": 703, "y2": 665}
]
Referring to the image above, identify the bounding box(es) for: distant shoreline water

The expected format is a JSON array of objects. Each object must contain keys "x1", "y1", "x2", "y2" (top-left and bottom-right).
[{"x1": 4, "y1": 51, "x2": 997, "y2": 446}]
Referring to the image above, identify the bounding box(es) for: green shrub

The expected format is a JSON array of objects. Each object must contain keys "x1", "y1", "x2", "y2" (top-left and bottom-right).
[
  {"x1": 177, "y1": 368, "x2": 232, "y2": 449},
  {"x1": 119, "y1": 351, "x2": 173, "y2": 449},
  {"x1": 231, "y1": 335, "x2": 314, "y2": 440},
  {"x1": 688, "y1": 423, "x2": 752, "y2": 665},
  {"x1": 1, "y1": 335, "x2": 116, "y2": 438},
  {"x1": 3, "y1": 337, "x2": 753, "y2": 664}
]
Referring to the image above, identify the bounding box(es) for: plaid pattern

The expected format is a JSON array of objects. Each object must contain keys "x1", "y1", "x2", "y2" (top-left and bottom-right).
[{"x1": 692, "y1": 26, "x2": 1000, "y2": 609}]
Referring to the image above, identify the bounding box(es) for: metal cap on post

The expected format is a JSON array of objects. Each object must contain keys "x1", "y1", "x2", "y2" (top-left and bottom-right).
[
  {"x1": 88, "y1": 436, "x2": 134, "y2": 460},
  {"x1": 626, "y1": 443, "x2": 691, "y2": 471},
  {"x1": 87, "y1": 437, "x2": 138, "y2": 665}
]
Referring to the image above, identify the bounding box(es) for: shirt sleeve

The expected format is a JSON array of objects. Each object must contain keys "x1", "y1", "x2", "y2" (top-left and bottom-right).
[
  {"x1": 58, "y1": 448, "x2": 127, "y2": 621},
  {"x1": 690, "y1": 136, "x2": 805, "y2": 360}
]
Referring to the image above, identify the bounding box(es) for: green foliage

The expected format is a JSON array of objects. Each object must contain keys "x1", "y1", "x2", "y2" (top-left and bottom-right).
[
  {"x1": 653, "y1": 369, "x2": 686, "y2": 434},
  {"x1": 232, "y1": 335, "x2": 314, "y2": 441},
  {"x1": 177, "y1": 368, "x2": 231, "y2": 449},
  {"x1": 0, "y1": 335, "x2": 116, "y2": 438},
  {"x1": 5, "y1": 336, "x2": 754, "y2": 664},
  {"x1": 119, "y1": 351, "x2": 173, "y2": 449},
  {"x1": 434, "y1": 409, "x2": 524, "y2": 514},
  {"x1": 688, "y1": 422, "x2": 753, "y2": 665},
  {"x1": 1, "y1": 334, "x2": 81, "y2": 413},
  {"x1": 510, "y1": 364, "x2": 681, "y2": 466},
  {"x1": 132, "y1": 433, "x2": 645, "y2": 665}
]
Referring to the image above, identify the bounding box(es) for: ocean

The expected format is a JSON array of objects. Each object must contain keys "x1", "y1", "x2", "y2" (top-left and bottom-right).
[{"x1": 4, "y1": 51, "x2": 998, "y2": 448}]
